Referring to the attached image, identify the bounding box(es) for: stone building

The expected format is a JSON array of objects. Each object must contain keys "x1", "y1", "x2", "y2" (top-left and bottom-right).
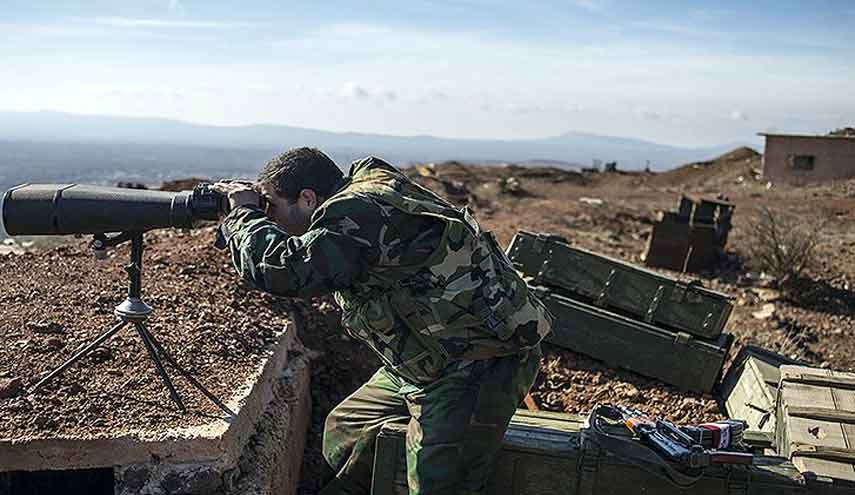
[{"x1": 759, "y1": 129, "x2": 855, "y2": 184}]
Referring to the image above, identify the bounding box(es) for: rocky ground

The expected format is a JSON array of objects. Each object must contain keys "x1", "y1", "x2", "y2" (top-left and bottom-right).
[
  {"x1": 0, "y1": 227, "x2": 295, "y2": 440},
  {"x1": 3, "y1": 148, "x2": 855, "y2": 493}
]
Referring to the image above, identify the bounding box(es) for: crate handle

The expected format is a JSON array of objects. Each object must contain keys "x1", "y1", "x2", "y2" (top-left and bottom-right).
[
  {"x1": 595, "y1": 269, "x2": 617, "y2": 307},
  {"x1": 645, "y1": 286, "x2": 665, "y2": 323}
]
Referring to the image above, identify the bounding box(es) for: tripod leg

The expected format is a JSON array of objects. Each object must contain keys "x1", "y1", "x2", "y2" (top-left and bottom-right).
[
  {"x1": 140, "y1": 326, "x2": 237, "y2": 418},
  {"x1": 133, "y1": 322, "x2": 186, "y2": 412},
  {"x1": 30, "y1": 320, "x2": 129, "y2": 394}
]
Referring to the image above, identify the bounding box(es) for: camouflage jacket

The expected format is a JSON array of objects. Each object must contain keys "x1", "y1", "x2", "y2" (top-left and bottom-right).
[{"x1": 220, "y1": 157, "x2": 553, "y2": 384}]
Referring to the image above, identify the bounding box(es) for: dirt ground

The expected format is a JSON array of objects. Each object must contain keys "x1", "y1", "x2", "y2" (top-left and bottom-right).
[
  {"x1": 3, "y1": 148, "x2": 855, "y2": 493},
  {"x1": 0, "y1": 227, "x2": 295, "y2": 440}
]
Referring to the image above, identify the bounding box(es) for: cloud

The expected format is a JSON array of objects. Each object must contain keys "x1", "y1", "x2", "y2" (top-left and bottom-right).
[
  {"x1": 415, "y1": 90, "x2": 452, "y2": 105},
  {"x1": 636, "y1": 108, "x2": 661, "y2": 120},
  {"x1": 503, "y1": 102, "x2": 545, "y2": 114},
  {"x1": 689, "y1": 8, "x2": 732, "y2": 20},
  {"x1": 730, "y1": 110, "x2": 749, "y2": 121},
  {"x1": 573, "y1": 0, "x2": 606, "y2": 12},
  {"x1": 168, "y1": 0, "x2": 186, "y2": 16},
  {"x1": 87, "y1": 17, "x2": 255, "y2": 29},
  {"x1": 340, "y1": 82, "x2": 397, "y2": 102},
  {"x1": 342, "y1": 82, "x2": 369, "y2": 99}
]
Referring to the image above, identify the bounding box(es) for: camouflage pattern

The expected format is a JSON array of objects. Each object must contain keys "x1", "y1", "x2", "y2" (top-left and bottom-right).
[
  {"x1": 221, "y1": 156, "x2": 553, "y2": 384},
  {"x1": 321, "y1": 345, "x2": 542, "y2": 495},
  {"x1": 220, "y1": 156, "x2": 553, "y2": 494}
]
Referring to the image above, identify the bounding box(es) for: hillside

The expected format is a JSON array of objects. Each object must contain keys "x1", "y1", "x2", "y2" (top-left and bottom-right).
[
  {"x1": 0, "y1": 111, "x2": 753, "y2": 173},
  {"x1": 640, "y1": 146, "x2": 762, "y2": 190},
  {"x1": 3, "y1": 147, "x2": 855, "y2": 493}
]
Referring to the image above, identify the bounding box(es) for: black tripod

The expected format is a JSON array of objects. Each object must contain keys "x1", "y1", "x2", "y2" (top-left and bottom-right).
[{"x1": 30, "y1": 232, "x2": 235, "y2": 417}]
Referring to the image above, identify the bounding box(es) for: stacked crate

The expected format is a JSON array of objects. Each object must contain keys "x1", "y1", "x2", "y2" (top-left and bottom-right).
[
  {"x1": 643, "y1": 195, "x2": 735, "y2": 272},
  {"x1": 508, "y1": 230, "x2": 735, "y2": 393}
]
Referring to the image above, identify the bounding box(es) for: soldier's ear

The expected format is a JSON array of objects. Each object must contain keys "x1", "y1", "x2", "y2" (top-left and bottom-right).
[{"x1": 299, "y1": 189, "x2": 318, "y2": 209}]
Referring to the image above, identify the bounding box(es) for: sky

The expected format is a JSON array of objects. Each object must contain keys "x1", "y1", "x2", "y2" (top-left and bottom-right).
[{"x1": 0, "y1": 0, "x2": 853, "y2": 147}]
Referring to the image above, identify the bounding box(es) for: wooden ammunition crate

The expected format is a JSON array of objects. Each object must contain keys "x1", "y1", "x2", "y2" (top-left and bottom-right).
[
  {"x1": 371, "y1": 409, "x2": 831, "y2": 495},
  {"x1": 509, "y1": 231, "x2": 733, "y2": 339},
  {"x1": 776, "y1": 365, "x2": 855, "y2": 486}
]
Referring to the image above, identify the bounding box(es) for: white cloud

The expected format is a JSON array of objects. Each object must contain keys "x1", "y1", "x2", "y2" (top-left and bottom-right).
[
  {"x1": 689, "y1": 8, "x2": 732, "y2": 20},
  {"x1": 636, "y1": 108, "x2": 662, "y2": 120},
  {"x1": 341, "y1": 82, "x2": 370, "y2": 99},
  {"x1": 87, "y1": 17, "x2": 255, "y2": 29},
  {"x1": 415, "y1": 90, "x2": 452, "y2": 105},
  {"x1": 504, "y1": 102, "x2": 545, "y2": 114},
  {"x1": 3, "y1": 19, "x2": 854, "y2": 147},
  {"x1": 574, "y1": 0, "x2": 607, "y2": 12},
  {"x1": 730, "y1": 110, "x2": 749, "y2": 121},
  {"x1": 168, "y1": 0, "x2": 186, "y2": 16},
  {"x1": 340, "y1": 82, "x2": 397, "y2": 103}
]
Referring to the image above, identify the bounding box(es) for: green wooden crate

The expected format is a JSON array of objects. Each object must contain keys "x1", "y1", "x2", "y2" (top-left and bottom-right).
[
  {"x1": 508, "y1": 231, "x2": 733, "y2": 339},
  {"x1": 371, "y1": 409, "x2": 820, "y2": 495},
  {"x1": 533, "y1": 287, "x2": 732, "y2": 393},
  {"x1": 776, "y1": 365, "x2": 855, "y2": 486},
  {"x1": 721, "y1": 346, "x2": 804, "y2": 437}
]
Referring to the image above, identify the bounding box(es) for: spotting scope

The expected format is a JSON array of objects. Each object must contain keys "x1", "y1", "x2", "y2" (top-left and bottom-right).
[{"x1": 1, "y1": 183, "x2": 228, "y2": 236}]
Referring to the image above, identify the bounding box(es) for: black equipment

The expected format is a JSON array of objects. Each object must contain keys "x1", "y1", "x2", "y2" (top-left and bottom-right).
[
  {"x1": 2, "y1": 182, "x2": 246, "y2": 415},
  {"x1": 1, "y1": 182, "x2": 227, "y2": 236},
  {"x1": 583, "y1": 404, "x2": 754, "y2": 488}
]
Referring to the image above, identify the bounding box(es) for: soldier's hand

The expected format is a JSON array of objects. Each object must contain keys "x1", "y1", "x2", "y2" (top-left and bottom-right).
[{"x1": 211, "y1": 181, "x2": 262, "y2": 213}]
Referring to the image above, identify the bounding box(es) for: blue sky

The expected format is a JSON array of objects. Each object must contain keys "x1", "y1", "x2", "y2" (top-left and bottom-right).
[{"x1": 1, "y1": 0, "x2": 853, "y2": 147}]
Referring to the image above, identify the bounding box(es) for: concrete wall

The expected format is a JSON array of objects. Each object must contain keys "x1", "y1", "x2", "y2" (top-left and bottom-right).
[{"x1": 763, "y1": 135, "x2": 855, "y2": 184}]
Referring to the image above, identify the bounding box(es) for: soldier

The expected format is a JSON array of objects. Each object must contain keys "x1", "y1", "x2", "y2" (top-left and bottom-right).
[{"x1": 214, "y1": 147, "x2": 553, "y2": 495}]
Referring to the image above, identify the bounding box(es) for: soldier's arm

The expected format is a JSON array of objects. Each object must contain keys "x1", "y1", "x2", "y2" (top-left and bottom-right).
[{"x1": 218, "y1": 206, "x2": 370, "y2": 298}]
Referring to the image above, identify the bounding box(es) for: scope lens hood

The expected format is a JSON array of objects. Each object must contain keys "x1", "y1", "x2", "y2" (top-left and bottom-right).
[{"x1": 2, "y1": 184, "x2": 199, "y2": 235}]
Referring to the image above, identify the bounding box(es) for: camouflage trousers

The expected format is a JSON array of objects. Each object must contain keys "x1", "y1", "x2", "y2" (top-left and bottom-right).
[{"x1": 320, "y1": 345, "x2": 541, "y2": 495}]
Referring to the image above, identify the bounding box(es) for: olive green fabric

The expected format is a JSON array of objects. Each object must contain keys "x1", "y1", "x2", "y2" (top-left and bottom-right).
[
  {"x1": 222, "y1": 156, "x2": 553, "y2": 385},
  {"x1": 220, "y1": 156, "x2": 554, "y2": 494},
  {"x1": 322, "y1": 345, "x2": 542, "y2": 495}
]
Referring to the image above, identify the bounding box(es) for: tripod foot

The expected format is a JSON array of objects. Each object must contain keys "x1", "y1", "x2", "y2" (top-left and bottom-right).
[
  {"x1": 30, "y1": 320, "x2": 129, "y2": 394},
  {"x1": 141, "y1": 325, "x2": 237, "y2": 418},
  {"x1": 134, "y1": 322, "x2": 186, "y2": 412}
]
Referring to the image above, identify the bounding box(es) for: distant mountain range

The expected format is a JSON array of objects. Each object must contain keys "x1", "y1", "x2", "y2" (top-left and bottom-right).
[
  {"x1": 0, "y1": 110, "x2": 751, "y2": 171},
  {"x1": 0, "y1": 110, "x2": 755, "y2": 239}
]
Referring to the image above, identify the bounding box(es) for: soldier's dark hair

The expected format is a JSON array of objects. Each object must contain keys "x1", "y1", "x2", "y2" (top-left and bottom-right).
[{"x1": 257, "y1": 147, "x2": 344, "y2": 202}]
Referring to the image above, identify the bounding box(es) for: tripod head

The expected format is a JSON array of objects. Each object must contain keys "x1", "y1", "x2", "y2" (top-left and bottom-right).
[{"x1": 90, "y1": 231, "x2": 153, "y2": 320}]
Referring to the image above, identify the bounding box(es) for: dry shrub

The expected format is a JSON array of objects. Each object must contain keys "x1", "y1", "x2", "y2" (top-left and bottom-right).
[{"x1": 743, "y1": 206, "x2": 828, "y2": 291}]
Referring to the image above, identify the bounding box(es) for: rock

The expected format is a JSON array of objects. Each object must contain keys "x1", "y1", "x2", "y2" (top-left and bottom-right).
[
  {"x1": 580, "y1": 197, "x2": 604, "y2": 206},
  {"x1": 0, "y1": 377, "x2": 23, "y2": 399},
  {"x1": 45, "y1": 337, "x2": 64, "y2": 350},
  {"x1": 624, "y1": 384, "x2": 641, "y2": 401},
  {"x1": 752, "y1": 288, "x2": 781, "y2": 302},
  {"x1": 752, "y1": 303, "x2": 776, "y2": 320},
  {"x1": 26, "y1": 321, "x2": 65, "y2": 334},
  {"x1": 88, "y1": 347, "x2": 113, "y2": 363}
]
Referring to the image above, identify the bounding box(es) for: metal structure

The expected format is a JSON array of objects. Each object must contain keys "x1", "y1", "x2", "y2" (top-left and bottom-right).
[{"x1": 29, "y1": 232, "x2": 235, "y2": 416}]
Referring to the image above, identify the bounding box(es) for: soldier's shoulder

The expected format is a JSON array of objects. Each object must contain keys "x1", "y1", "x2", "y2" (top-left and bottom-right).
[
  {"x1": 313, "y1": 191, "x2": 381, "y2": 225},
  {"x1": 348, "y1": 156, "x2": 400, "y2": 175}
]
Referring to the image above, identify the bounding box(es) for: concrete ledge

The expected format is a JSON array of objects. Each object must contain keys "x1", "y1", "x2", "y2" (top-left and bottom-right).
[
  {"x1": 227, "y1": 343, "x2": 312, "y2": 495},
  {"x1": 114, "y1": 347, "x2": 312, "y2": 495},
  {"x1": 0, "y1": 319, "x2": 299, "y2": 472}
]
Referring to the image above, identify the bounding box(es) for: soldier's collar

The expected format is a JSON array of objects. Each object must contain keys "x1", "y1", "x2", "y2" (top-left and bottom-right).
[{"x1": 332, "y1": 175, "x2": 352, "y2": 195}]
